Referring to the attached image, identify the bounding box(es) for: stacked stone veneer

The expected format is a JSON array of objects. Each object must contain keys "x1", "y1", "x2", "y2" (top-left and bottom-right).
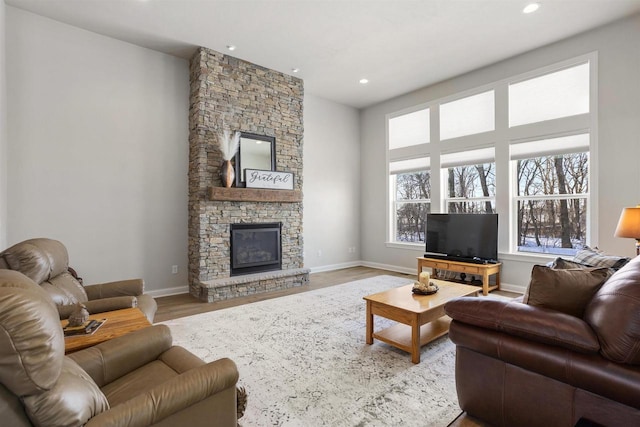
[{"x1": 188, "y1": 47, "x2": 309, "y2": 302}]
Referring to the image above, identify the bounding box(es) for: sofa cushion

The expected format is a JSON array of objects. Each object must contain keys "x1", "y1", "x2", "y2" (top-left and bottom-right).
[
  {"x1": 550, "y1": 257, "x2": 618, "y2": 277},
  {"x1": 29, "y1": 238, "x2": 70, "y2": 278},
  {"x1": 523, "y1": 265, "x2": 611, "y2": 318},
  {"x1": 0, "y1": 238, "x2": 71, "y2": 284},
  {"x1": 101, "y1": 359, "x2": 180, "y2": 407},
  {"x1": 23, "y1": 358, "x2": 109, "y2": 427},
  {"x1": 550, "y1": 257, "x2": 590, "y2": 270},
  {"x1": 584, "y1": 255, "x2": 640, "y2": 365},
  {"x1": 1, "y1": 241, "x2": 51, "y2": 284},
  {"x1": 573, "y1": 246, "x2": 630, "y2": 271},
  {"x1": 42, "y1": 272, "x2": 88, "y2": 306},
  {"x1": 0, "y1": 270, "x2": 65, "y2": 396}
]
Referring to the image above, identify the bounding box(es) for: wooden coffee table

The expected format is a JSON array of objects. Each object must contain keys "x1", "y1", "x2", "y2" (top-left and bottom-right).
[
  {"x1": 62, "y1": 307, "x2": 152, "y2": 354},
  {"x1": 364, "y1": 280, "x2": 479, "y2": 363}
]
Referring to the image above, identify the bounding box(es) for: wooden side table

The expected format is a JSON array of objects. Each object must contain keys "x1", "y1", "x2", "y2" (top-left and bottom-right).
[
  {"x1": 62, "y1": 307, "x2": 152, "y2": 354},
  {"x1": 417, "y1": 257, "x2": 501, "y2": 296}
]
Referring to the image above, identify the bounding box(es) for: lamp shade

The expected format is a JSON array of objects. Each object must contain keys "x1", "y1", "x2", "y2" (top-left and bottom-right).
[{"x1": 614, "y1": 207, "x2": 640, "y2": 239}]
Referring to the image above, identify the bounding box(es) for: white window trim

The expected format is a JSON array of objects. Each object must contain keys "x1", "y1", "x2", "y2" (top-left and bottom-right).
[
  {"x1": 385, "y1": 241, "x2": 426, "y2": 251},
  {"x1": 514, "y1": 194, "x2": 589, "y2": 202}
]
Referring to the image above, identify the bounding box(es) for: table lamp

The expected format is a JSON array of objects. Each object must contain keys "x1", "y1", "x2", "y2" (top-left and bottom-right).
[{"x1": 614, "y1": 205, "x2": 640, "y2": 255}]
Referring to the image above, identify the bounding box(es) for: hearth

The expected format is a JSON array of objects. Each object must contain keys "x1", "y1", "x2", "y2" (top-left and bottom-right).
[{"x1": 230, "y1": 222, "x2": 282, "y2": 276}]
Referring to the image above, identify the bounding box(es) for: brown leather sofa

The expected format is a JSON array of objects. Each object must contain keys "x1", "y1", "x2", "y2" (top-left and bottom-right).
[
  {"x1": 0, "y1": 269, "x2": 239, "y2": 427},
  {"x1": 444, "y1": 255, "x2": 640, "y2": 427},
  {"x1": 0, "y1": 238, "x2": 157, "y2": 322}
]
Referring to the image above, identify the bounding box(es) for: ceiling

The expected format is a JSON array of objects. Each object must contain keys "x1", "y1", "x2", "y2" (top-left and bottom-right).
[{"x1": 6, "y1": 0, "x2": 640, "y2": 108}]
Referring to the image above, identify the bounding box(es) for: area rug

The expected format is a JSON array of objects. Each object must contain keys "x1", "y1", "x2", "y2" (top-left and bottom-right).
[{"x1": 162, "y1": 275, "x2": 466, "y2": 426}]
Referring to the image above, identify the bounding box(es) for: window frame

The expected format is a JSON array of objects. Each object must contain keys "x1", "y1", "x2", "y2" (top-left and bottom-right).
[
  {"x1": 441, "y1": 147, "x2": 496, "y2": 215},
  {"x1": 439, "y1": 90, "x2": 496, "y2": 141},
  {"x1": 389, "y1": 170, "x2": 431, "y2": 245},
  {"x1": 388, "y1": 106, "x2": 431, "y2": 150},
  {"x1": 510, "y1": 140, "x2": 591, "y2": 255},
  {"x1": 443, "y1": 164, "x2": 496, "y2": 212},
  {"x1": 508, "y1": 62, "x2": 590, "y2": 128},
  {"x1": 385, "y1": 52, "x2": 598, "y2": 259}
]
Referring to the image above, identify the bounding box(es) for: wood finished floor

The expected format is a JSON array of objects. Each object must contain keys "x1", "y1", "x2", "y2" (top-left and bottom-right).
[
  {"x1": 154, "y1": 266, "x2": 413, "y2": 322},
  {"x1": 154, "y1": 266, "x2": 510, "y2": 427}
]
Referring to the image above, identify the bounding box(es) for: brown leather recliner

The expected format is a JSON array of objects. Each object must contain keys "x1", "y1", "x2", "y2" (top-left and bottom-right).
[
  {"x1": 0, "y1": 238, "x2": 157, "y2": 322},
  {"x1": 0, "y1": 269, "x2": 239, "y2": 427},
  {"x1": 444, "y1": 256, "x2": 640, "y2": 427}
]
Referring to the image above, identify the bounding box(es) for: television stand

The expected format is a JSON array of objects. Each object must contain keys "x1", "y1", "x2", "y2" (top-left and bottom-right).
[{"x1": 417, "y1": 257, "x2": 501, "y2": 296}]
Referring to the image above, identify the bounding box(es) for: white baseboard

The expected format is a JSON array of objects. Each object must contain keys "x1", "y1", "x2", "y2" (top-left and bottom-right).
[
  {"x1": 309, "y1": 261, "x2": 362, "y2": 274},
  {"x1": 359, "y1": 261, "x2": 415, "y2": 276},
  {"x1": 308, "y1": 260, "x2": 415, "y2": 276},
  {"x1": 146, "y1": 286, "x2": 189, "y2": 298},
  {"x1": 310, "y1": 260, "x2": 525, "y2": 295},
  {"x1": 498, "y1": 282, "x2": 525, "y2": 295}
]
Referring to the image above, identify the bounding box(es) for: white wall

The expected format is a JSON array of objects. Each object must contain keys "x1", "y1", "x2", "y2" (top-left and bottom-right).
[
  {"x1": 5, "y1": 7, "x2": 365, "y2": 292},
  {"x1": 360, "y1": 13, "x2": 640, "y2": 292},
  {"x1": 303, "y1": 94, "x2": 361, "y2": 271},
  {"x1": 6, "y1": 8, "x2": 190, "y2": 295},
  {"x1": 0, "y1": 0, "x2": 7, "y2": 249}
]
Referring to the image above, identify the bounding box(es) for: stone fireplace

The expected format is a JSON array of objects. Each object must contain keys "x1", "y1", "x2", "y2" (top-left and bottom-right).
[{"x1": 188, "y1": 47, "x2": 309, "y2": 302}]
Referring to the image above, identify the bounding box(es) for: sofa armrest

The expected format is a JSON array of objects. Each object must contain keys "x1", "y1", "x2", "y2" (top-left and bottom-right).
[
  {"x1": 84, "y1": 358, "x2": 238, "y2": 427},
  {"x1": 68, "y1": 325, "x2": 172, "y2": 387},
  {"x1": 57, "y1": 296, "x2": 138, "y2": 319},
  {"x1": 444, "y1": 297, "x2": 600, "y2": 353},
  {"x1": 85, "y1": 278, "x2": 144, "y2": 299}
]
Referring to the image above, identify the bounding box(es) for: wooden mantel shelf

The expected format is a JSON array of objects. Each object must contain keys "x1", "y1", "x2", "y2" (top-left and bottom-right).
[{"x1": 208, "y1": 187, "x2": 303, "y2": 203}]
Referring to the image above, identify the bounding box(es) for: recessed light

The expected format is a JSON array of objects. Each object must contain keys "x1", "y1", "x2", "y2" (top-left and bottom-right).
[
  {"x1": 292, "y1": 68, "x2": 300, "y2": 73},
  {"x1": 523, "y1": 3, "x2": 540, "y2": 14},
  {"x1": 226, "y1": 45, "x2": 236, "y2": 51},
  {"x1": 359, "y1": 78, "x2": 369, "y2": 85}
]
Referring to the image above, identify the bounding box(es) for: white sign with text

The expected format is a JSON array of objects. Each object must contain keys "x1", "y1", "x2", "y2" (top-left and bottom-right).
[{"x1": 245, "y1": 169, "x2": 294, "y2": 190}]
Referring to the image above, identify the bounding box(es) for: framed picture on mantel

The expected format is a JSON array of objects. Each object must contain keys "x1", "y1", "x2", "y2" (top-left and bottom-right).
[{"x1": 245, "y1": 169, "x2": 294, "y2": 190}]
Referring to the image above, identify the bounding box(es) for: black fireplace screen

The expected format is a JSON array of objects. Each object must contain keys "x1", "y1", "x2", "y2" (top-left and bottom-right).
[{"x1": 230, "y1": 222, "x2": 282, "y2": 276}]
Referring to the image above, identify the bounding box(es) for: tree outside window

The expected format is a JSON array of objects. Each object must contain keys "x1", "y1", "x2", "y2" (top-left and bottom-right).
[
  {"x1": 515, "y1": 152, "x2": 589, "y2": 255},
  {"x1": 393, "y1": 171, "x2": 430, "y2": 243},
  {"x1": 445, "y1": 162, "x2": 495, "y2": 214}
]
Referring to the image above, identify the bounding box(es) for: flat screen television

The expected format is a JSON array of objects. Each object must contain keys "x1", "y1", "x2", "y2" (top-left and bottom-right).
[{"x1": 425, "y1": 213, "x2": 498, "y2": 264}]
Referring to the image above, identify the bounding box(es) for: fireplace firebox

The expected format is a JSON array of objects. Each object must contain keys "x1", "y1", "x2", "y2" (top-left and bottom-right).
[{"x1": 230, "y1": 222, "x2": 282, "y2": 276}]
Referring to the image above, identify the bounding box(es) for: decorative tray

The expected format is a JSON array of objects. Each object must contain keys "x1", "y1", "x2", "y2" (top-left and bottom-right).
[{"x1": 412, "y1": 284, "x2": 439, "y2": 295}]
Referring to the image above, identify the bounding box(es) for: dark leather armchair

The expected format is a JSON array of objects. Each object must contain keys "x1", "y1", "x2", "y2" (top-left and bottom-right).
[
  {"x1": 0, "y1": 269, "x2": 239, "y2": 427},
  {"x1": 0, "y1": 238, "x2": 157, "y2": 322},
  {"x1": 444, "y1": 256, "x2": 640, "y2": 426}
]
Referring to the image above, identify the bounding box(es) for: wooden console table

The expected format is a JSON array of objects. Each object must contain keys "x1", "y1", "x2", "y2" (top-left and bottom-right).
[{"x1": 417, "y1": 257, "x2": 501, "y2": 296}]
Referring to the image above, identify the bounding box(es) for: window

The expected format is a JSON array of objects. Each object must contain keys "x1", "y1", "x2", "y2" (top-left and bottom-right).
[
  {"x1": 390, "y1": 158, "x2": 430, "y2": 243},
  {"x1": 512, "y1": 134, "x2": 589, "y2": 255},
  {"x1": 386, "y1": 54, "x2": 595, "y2": 256},
  {"x1": 442, "y1": 148, "x2": 496, "y2": 214},
  {"x1": 388, "y1": 108, "x2": 430, "y2": 149},
  {"x1": 440, "y1": 91, "x2": 495, "y2": 140},
  {"x1": 509, "y1": 62, "x2": 589, "y2": 127}
]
